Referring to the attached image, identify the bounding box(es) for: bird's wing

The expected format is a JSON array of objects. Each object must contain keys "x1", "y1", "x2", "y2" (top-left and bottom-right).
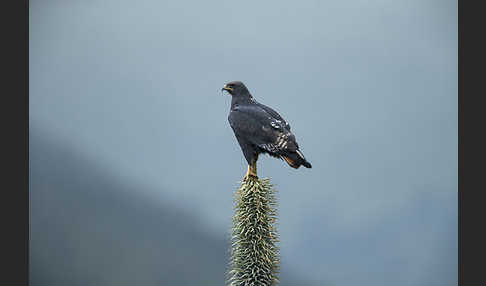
[
  {"x1": 255, "y1": 102, "x2": 291, "y2": 130},
  {"x1": 229, "y1": 105, "x2": 273, "y2": 145},
  {"x1": 229, "y1": 104, "x2": 298, "y2": 153}
]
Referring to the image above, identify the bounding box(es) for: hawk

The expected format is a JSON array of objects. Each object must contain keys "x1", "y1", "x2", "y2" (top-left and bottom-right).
[{"x1": 222, "y1": 81, "x2": 312, "y2": 179}]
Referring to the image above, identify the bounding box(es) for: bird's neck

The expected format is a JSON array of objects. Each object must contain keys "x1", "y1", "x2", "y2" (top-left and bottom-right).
[{"x1": 231, "y1": 93, "x2": 255, "y2": 108}]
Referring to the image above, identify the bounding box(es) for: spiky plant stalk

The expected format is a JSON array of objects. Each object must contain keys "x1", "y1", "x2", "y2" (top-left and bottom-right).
[{"x1": 228, "y1": 176, "x2": 280, "y2": 286}]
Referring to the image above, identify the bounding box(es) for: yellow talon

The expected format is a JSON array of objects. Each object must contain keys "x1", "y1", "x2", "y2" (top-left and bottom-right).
[{"x1": 243, "y1": 157, "x2": 258, "y2": 181}]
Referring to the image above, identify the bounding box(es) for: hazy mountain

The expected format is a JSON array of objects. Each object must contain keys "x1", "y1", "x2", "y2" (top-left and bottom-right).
[{"x1": 29, "y1": 129, "x2": 315, "y2": 286}]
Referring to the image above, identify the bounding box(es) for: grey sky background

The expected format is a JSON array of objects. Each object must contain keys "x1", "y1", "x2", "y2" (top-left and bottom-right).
[{"x1": 30, "y1": 0, "x2": 457, "y2": 285}]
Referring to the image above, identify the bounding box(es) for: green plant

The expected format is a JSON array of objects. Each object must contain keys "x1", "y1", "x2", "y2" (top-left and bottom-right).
[{"x1": 228, "y1": 176, "x2": 280, "y2": 286}]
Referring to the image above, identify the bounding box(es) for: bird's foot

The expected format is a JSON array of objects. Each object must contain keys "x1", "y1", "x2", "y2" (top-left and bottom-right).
[
  {"x1": 243, "y1": 165, "x2": 258, "y2": 181},
  {"x1": 243, "y1": 173, "x2": 258, "y2": 181}
]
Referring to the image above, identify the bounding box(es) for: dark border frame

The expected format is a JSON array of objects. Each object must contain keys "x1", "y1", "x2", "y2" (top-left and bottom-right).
[
  {"x1": 3, "y1": 0, "x2": 474, "y2": 285},
  {"x1": 459, "y1": 0, "x2": 483, "y2": 285},
  {"x1": 3, "y1": 1, "x2": 29, "y2": 286}
]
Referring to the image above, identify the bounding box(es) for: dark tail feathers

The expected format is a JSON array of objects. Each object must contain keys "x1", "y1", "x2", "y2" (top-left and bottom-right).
[{"x1": 282, "y1": 150, "x2": 312, "y2": 169}]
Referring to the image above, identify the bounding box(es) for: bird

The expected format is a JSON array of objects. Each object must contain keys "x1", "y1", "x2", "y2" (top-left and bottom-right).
[{"x1": 222, "y1": 81, "x2": 312, "y2": 180}]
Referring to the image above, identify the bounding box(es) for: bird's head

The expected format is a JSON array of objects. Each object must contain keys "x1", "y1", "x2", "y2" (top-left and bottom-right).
[{"x1": 222, "y1": 81, "x2": 251, "y2": 97}]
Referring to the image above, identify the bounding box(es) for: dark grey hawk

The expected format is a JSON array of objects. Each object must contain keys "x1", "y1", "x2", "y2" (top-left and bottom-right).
[{"x1": 222, "y1": 81, "x2": 312, "y2": 179}]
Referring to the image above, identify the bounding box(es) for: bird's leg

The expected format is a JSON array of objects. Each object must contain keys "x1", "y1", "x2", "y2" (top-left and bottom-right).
[{"x1": 244, "y1": 154, "x2": 258, "y2": 181}]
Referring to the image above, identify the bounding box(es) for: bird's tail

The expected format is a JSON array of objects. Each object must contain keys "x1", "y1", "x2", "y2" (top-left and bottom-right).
[{"x1": 282, "y1": 150, "x2": 312, "y2": 169}]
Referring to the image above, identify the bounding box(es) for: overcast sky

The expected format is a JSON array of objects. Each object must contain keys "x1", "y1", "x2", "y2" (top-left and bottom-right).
[{"x1": 30, "y1": 0, "x2": 457, "y2": 285}]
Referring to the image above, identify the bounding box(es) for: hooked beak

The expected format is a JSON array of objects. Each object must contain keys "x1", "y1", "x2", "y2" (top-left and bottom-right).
[{"x1": 221, "y1": 84, "x2": 233, "y2": 93}]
